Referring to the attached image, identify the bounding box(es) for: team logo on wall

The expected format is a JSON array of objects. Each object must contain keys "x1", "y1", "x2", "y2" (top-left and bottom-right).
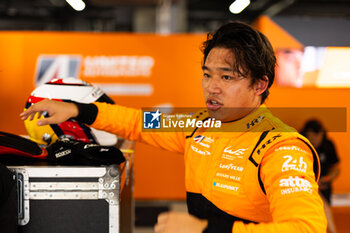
[{"x1": 34, "y1": 55, "x2": 82, "y2": 86}]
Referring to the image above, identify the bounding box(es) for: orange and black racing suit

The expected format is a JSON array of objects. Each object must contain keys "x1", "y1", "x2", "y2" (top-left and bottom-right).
[{"x1": 77, "y1": 102, "x2": 327, "y2": 233}]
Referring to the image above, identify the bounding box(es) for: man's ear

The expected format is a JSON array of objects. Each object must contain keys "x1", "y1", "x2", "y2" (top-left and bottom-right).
[{"x1": 255, "y1": 76, "x2": 269, "y2": 96}]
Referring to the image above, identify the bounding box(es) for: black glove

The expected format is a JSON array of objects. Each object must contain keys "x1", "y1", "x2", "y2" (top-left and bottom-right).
[{"x1": 47, "y1": 138, "x2": 125, "y2": 165}]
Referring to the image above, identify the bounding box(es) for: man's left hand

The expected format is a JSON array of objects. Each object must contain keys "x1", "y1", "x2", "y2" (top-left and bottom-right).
[{"x1": 154, "y1": 211, "x2": 208, "y2": 233}]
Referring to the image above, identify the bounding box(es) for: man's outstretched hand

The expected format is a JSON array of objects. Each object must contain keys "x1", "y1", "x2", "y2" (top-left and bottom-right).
[
  {"x1": 154, "y1": 212, "x2": 208, "y2": 233},
  {"x1": 20, "y1": 99, "x2": 79, "y2": 126}
]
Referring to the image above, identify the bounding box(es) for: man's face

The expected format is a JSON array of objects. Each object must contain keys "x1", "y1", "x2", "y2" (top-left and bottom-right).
[{"x1": 202, "y1": 47, "x2": 263, "y2": 122}]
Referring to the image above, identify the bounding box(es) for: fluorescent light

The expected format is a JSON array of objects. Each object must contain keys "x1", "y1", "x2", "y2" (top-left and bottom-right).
[
  {"x1": 66, "y1": 0, "x2": 86, "y2": 11},
  {"x1": 229, "y1": 0, "x2": 251, "y2": 14}
]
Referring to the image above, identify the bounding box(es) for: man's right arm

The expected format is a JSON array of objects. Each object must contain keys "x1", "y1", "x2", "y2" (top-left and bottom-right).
[{"x1": 21, "y1": 100, "x2": 186, "y2": 153}]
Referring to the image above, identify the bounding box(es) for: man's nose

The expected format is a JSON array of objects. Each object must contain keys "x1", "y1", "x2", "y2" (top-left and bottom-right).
[{"x1": 207, "y1": 77, "x2": 222, "y2": 94}]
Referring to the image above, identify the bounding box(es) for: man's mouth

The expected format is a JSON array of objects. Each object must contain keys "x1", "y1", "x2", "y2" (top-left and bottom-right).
[{"x1": 206, "y1": 98, "x2": 223, "y2": 111}]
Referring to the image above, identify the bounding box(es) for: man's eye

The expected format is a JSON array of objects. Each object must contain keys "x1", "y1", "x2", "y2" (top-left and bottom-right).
[
  {"x1": 203, "y1": 73, "x2": 210, "y2": 78},
  {"x1": 222, "y1": 75, "x2": 232, "y2": 80}
]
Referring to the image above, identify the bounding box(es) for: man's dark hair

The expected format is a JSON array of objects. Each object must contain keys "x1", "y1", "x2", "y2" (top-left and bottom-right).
[{"x1": 201, "y1": 22, "x2": 276, "y2": 103}]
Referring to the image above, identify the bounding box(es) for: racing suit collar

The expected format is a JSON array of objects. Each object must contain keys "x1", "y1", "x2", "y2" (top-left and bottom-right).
[{"x1": 214, "y1": 104, "x2": 270, "y2": 134}]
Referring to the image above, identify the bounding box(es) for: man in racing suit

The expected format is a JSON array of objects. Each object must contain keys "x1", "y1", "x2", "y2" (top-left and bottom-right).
[{"x1": 21, "y1": 22, "x2": 327, "y2": 233}]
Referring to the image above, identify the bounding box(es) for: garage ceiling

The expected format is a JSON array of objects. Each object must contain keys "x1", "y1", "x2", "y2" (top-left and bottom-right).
[{"x1": 0, "y1": 0, "x2": 349, "y2": 31}]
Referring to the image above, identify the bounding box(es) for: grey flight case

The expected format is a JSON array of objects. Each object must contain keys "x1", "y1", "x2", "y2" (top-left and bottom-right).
[{"x1": 8, "y1": 142, "x2": 134, "y2": 233}]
